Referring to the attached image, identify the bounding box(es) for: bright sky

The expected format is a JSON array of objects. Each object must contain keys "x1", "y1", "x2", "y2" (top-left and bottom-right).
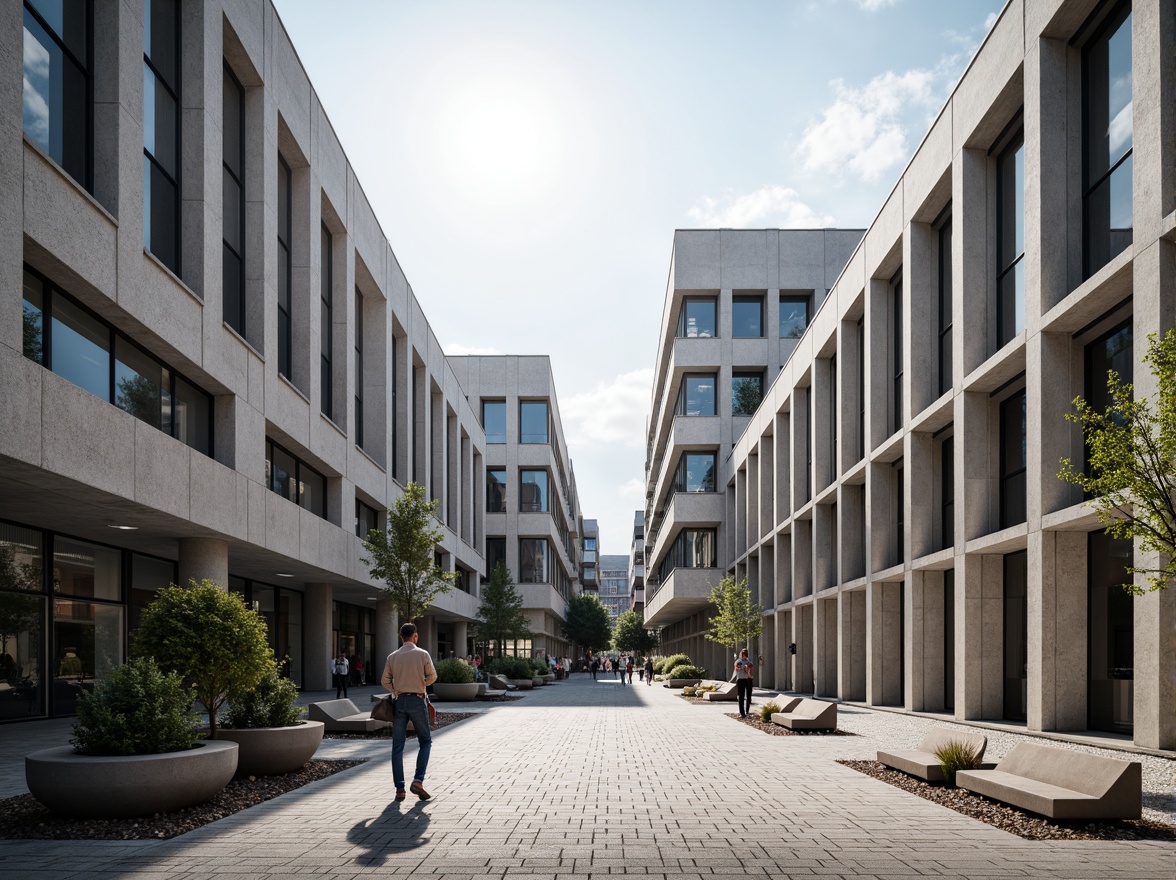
[{"x1": 273, "y1": 0, "x2": 1006, "y2": 558}]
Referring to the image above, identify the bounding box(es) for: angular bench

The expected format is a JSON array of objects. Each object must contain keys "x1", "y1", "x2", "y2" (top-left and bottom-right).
[
  {"x1": 308, "y1": 698, "x2": 392, "y2": 733},
  {"x1": 770, "y1": 698, "x2": 837, "y2": 730},
  {"x1": 487, "y1": 673, "x2": 518, "y2": 691},
  {"x1": 956, "y1": 741, "x2": 1142, "y2": 820},
  {"x1": 701, "y1": 681, "x2": 737, "y2": 701},
  {"x1": 878, "y1": 727, "x2": 989, "y2": 783}
]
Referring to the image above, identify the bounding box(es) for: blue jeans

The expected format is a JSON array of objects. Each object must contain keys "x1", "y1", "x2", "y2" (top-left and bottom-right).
[{"x1": 391, "y1": 694, "x2": 432, "y2": 791}]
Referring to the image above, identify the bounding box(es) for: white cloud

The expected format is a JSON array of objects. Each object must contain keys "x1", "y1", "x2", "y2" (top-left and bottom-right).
[
  {"x1": 984, "y1": 11, "x2": 999, "y2": 30},
  {"x1": 618, "y1": 478, "x2": 646, "y2": 501},
  {"x1": 795, "y1": 68, "x2": 939, "y2": 183},
  {"x1": 856, "y1": 0, "x2": 899, "y2": 9},
  {"x1": 561, "y1": 368, "x2": 652, "y2": 449},
  {"x1": 24, "y1": 30, "x2": 49, "y2": 78},
  {"x1": 444, "y1": 342, "x2": 503, "y2": 356},
  {"x1": 686, "y1": 185, "x2": 834, "y2": 228}
]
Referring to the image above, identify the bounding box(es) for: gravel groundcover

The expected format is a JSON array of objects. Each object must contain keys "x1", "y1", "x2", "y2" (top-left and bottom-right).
[
  {"x1": 323, "y1": 710, "x2": 477, "y2": 739},
  {"x1": 0, "y1": 758, "x2": 365, "y2": 841},
  {"x1": 839, "y1": 760, "x2": 1176, "y2": 842},
  {"x1": 729, "y1": 712, "x2": 857, "y2": 735}
]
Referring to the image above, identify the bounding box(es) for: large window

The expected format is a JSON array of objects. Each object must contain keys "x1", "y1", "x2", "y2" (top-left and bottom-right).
[
  {"x1": 674, "y1": 452, "x2": 716, "y2": 493},
  {"x1": 678, "y1": 374, "x2": 716, "y2": 417},
  {"x1": 1083, "y1": 1, "x2": 1133, "y2": 278},
  {"x1": 519, "y1": 469, "x2": 549, "y2": 513},
  {"x1": 22, "y1": 267, "x2": 213, "y2": 455},
  {"x1": 1000, "y1": 389, "x2": 1027, "y2": 528},
  {"x1": 222, "y1": 64, "x2": 246, "y2": 335},
  {"x1": 265, "y1": 438, "x2": 326, "y2": 519},
  {"x1": 277, "y1": 155, "x2": 292, "y2": 379},
  {"x1": 482, "y1": 400, "x2": 506, "y2": 444},
  {"x1": 938, "y1": 215, "x2": 953, "y2": 396},
  {"x1": 143, "y1": 0, "x2": 179, "y2": 274},
  {"x1": 1003, "y1": 550, "x2": 1028, "y2": 721},
  {"x1": 678, "y1": 297, "x2": 716, "y2": 338},
  {"x1": 519, "y1": 538, "x2": 550, "y2": 584},
  {"x1": 320, "y1": 225, "x2": 333, "y2": 419},
  {"x1": 996, "y1": 128, "x2": 1025, "y2": 347},
  {"x1": 1084, "y1": 319, "x2": 1133, "y2": 477},
  {"x1": 487, "y1": 468, "x2": 507, "y2": 512},
  {"x1": 520, "y1": 400, "x2": 548, "y2": 444},
  {"x1": 355, "y1": 499, "x2": 379, "y2": 539},
  {"x1": 23, "y1": 0, "x2": 91, "y2": 191},
  {"x1": 1088, "y1": 530, "x2": 1133, "y2": 733},
  {"x1": 780, "y1": 294, "x2": 810, "y2": 339},
  {"x1": 940, "y1": 435, "x2": 954, "y2": 550},
  {"x1": 731, "y1": 371, "x2": 763, "y2": 416},
  {"x1": 894, "y1": 461, "x2": 904, "y2": 565},
  {"x1": 354, "y1": 288, "x2": 364, "y2": 449},
  {"x1": 655, "y1": 529, "x2": 716, "y2": 583},
  {"x1": 891, "y1": 274, "x2": 903, "y2": 434},
  {"x1": 483, "y1": 537, "x2": 506, "y2": 583},
  {"x1": 857, "y1": 317, "x2": 866, "y2": 460},
  {"x1": 732, "y1": 295, "x2": 763, "y2": 338}
]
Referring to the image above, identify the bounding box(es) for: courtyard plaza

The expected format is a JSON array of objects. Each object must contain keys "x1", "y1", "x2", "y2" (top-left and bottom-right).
[{"x1": 0, "y1": 673, "x2": 1173, "y2": 879}]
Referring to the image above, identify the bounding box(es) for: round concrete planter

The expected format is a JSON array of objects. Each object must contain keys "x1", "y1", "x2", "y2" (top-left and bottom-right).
[
  {"x1": 216, "y1": 721, "x2": 324, "y2": 777},
  {"x1": 26, "y1": 740, "x2": 238, "y2": 819},
  {"x1": 541, "y1": 674, "x2": 555, "y2": 683},
  {"x1": 664, "y1": 678, "x2": 702, "y2": 689},
  {"x1": 531, "y1": 677, "x2": 544, "y2": 687},
  {"x1": 432, "y1": 682, "x2": 480, "y2": 701},
  {"x1": 509, "y1": 678, "x2": 534, "y2": 690}
]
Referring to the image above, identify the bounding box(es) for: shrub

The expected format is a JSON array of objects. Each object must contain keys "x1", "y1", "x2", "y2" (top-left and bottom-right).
[
  {"x1": 666, "y1": 664, "x2": 706, "y2": 680},
  {"x1": 222, "y1": 669, "x2": 302, "y2": 729},
  {"x1": 758, "y1": 700, "x2": 783, "y2": 722},
  {"x1": 697, "y1": 683, "x2": 717, "y2": 692},
  {"x1": 486, "y1": 656, "x2": 533, "y2": 680},
  {"x1": 933, "y1": 738, "x2": 984, "y2": 787},
  {"x1": 662, "y1": 653, "x2": 691, "y2": 674},
  {"x1": 682, "y1": 686, "x2": 696, "y2": 696},
  {"x1": 435, "y1": 657, "x2": 475, "y2": 684},
  {"x1": 532, "y1": 657, "x2": 550, "y2": 675},
  {"x1": 72, "y1": 658, "x2": 198, "y2": 755}
]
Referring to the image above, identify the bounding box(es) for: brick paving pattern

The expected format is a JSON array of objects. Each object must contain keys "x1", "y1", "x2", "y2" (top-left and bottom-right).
[{"x1": 1, "y1": 674, "x2": 1173, "y2": 878}]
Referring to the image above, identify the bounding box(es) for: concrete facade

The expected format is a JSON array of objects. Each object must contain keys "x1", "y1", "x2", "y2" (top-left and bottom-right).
[
  {"x1": 1, "y1": 0, "x2": 487, "y2": 714},
  {"x1": 446, "y1": 355, "x2": 585, "y2": 660},
  {"x1": 643, "y1": 229, "x2": 863, "y2": 678},
  {"x1": 629, "y1": 510, "x2": 645, "y2": 616},
  {"x1": 717, "y1": 0, "x2": 1176, "y2": 750}
]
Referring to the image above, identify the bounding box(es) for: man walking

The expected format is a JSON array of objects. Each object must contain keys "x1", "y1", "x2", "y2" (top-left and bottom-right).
[
  {"x1": 381, "y1": 623, "x2": 438, "y2": 801},
  {"x1": 332, "y1": 652, "x2": 349, "y2": 699}
]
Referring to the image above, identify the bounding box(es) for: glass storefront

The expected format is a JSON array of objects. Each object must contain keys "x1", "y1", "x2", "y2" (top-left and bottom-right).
[
  {"x1": 230, "y1": 578, "x2": 304, "y2": 686},
  {"x1": 0, "y1": 523, "x2": 45, "y2": 720},
  {"x1": 1088, "y1": 531, "x2": 1133, "y2": 734},
  {"x1": 332, "y1": 601, "x2": 373, "y2": 685}
]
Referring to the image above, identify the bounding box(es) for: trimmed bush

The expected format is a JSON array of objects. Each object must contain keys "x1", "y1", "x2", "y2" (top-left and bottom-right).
[
  {"x1": 222, "y1": 669, "x2": 302, "y2": 729},
  {"x1": 486, "y1": 656, "x2": 533, "y2": 680},
  {"x1": 532, "y1": 657, "x2": 550, "y2": 675},
  {"x1": 661, "y1": 653, "x2": 691, "y2": 674},
  {"x1": 435, "y1": 657, "x2": 476, "y2": 684},
  {"x1": 72, "y1": 658, "x2": 199, "y2": 755},
  {"x1": 758, "y1": 700, "x2": 783, "y2": 722},
  {"x1": 933, "y1": 738, "x2": 984, "y2": 787},
  {"x1": 666, "y1": 664, "x2": 706, "y2": 680}
]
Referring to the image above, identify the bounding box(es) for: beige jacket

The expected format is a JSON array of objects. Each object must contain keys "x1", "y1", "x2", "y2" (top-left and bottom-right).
[{"x1": 381, "y1": 643, "x2": 437, "y2": 696}]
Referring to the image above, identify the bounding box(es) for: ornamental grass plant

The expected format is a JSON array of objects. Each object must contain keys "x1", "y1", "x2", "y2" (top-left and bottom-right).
[
  {"x1": 933, "y1": 738, "x2": 985, "y2": 787},
  {"x1": 758, "y1": 700, "x2": 783, "y2": 722}
]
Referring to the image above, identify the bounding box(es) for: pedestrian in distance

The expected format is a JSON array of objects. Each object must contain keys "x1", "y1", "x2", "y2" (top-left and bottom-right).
[
  {"x1": 332, "y1": 652, "x2": 349, "y2": 699},
  {"x1": 644, "y1": 656, "x2": 654, "y2": 686},
  {"x1": 732, "y1": 648, "x2": 754, "y2": 718},
  {"x1": 626, "y1": 656, "x2": 634, "y2": 684},
  {"x1": 618, "y1": 655, "x2": 626, "y2": 686},
  {"x1": 591, "y1": 656, "x2": 599, "y2": 679},
  {"x1": 381, "y1": 622, "x2": 438, "y2": 802}
]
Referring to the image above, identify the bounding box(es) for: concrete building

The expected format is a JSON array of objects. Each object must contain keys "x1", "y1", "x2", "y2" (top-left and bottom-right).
[
  {"x1": 643, "y1": 229, "x2": 863, "y2": 677},
  {"x1": 599, "y1": 555, "x2": 630, "y2": 621},
  {"x1": 446, "y1": 355, "x2": 585, "y2": 660},
  {"x1": 581, "y1": 519, "x2": 600, "y2": 592},
  {"x1": 1, "y1": 0, "x2": 488, "y2": 720},
  {"x1": 629, "y1": 510, "x2": 645, "y2": 616},
  {"x1": 722, "y1": 0, "x2": 1175, "y2": 750}
]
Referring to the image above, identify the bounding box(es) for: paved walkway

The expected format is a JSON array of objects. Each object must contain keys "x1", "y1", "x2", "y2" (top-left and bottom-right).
[{"x1": 1, "y1": 675, "x2": 1173, "y2": 879}]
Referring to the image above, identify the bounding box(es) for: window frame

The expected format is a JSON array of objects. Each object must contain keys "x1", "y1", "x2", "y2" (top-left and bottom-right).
[
  {"x1": 487, "y1": 467, "x2": 507, "y2": 513},
  {"x1": 277, "y1": 153, "x2": 292, "y2": 379},
  {"x1": 519, "y1": 400, "x2": 549, "y2": 444},
  {"x1": 995, "y1": 123, "x2": 1025, "y2": 348},
  {"x1": 937, "y1": 212, "x2": 953, "y2": 397},
  {"x1": 222, "y1": 62, "x2": 246, "y2": 336},
  {"x1": 519, "y1": 469, "x2": 549, "y2": 513},
  {"x1": 143, "y1": 0, "x2": 181, "y2": 274},
  {"x1": 677, "y1": 296, "x2": 717, "y2": 339},
  {"x1": 677, "y1": 374, "x2": 717, "y2": 417},
  {"x1": 265, "y1": 437, "x2": 327, "y2": 519},
  {"x1": 354, "y1": 287, "x2": 364, "y2": 449},
  {"x1": 320, "y1": 224, "x2": 333, "y2": 419},
  {"x1": 731, "y1": 294, "x2": 764, "y2": 338},
  {"x1": 481, "y1": 399, "x2": 507, "y2": 444},
  {"x1": 779, "y1": 293, "x2": 811, "y2": 339},
  {"x1": 999, "y1": 387, "x2": 1028, "y2": 529}
]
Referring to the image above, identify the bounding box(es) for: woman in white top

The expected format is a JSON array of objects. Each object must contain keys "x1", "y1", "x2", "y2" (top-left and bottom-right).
[{"x1": 732, "y1": 649, "x2": 754, "y2": 718}]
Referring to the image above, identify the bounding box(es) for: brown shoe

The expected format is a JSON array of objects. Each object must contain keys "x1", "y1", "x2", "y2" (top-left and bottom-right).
[
  {"x1": 410, "y1": 782, "x2": 431, "y2": 800},
  {"x1": 395, "y1": 789, "x2": 406, "y2": 801}
]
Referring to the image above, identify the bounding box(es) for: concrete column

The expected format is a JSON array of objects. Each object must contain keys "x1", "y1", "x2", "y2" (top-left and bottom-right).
[
  {"x1": 453, "y1": 621, "x2": 468, "y2": 658},
  {"x1": 1030, "y1": 530, "x2": 1087, "y2": 732},
  {"x1": 375, "y1": 595, "x2": 399, "y2": 679},
  {"x1": 910, "y1": 569, "x2": 944, "y2": 712},
  {"x1": 957, "y1": 553, "x2": 1004, "y2": 721},
  {"x1": 303, "y1": 583, "x2": 333, "y2": 692},
  {"x1": 838, "y1": 589, "x2": 866, "y2": 701},
  {"x1": 177, "y1": 537, "x2": 228, "y2": 588}
]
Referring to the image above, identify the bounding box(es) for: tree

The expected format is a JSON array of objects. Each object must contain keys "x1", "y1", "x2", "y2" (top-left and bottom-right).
[
  {"x1": 363, "y1": 482, "x2": 458, "y2": 622},
  {"x1": 131, "y1": 579, "x2": 273, "y2": 737},
  {"x1": 1059, "y1": 329, "x2": 1176, "y2": 594},
  {"x1": 476, "y1": 562, "x2": 531, "y2": 658},
  {"x1": 612, "y1": 609, "x2": 658, "y2": 656},
  {"x1": 562, "y1": 592, "x2": 613, "y2": 655},
  {"x1": 705, "y1": 575, "x2": 764, "y2": 652}
]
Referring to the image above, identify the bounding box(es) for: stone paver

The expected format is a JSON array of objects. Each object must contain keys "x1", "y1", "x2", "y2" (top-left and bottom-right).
[{"x1": 0, "y1": 675, "x2": 1173, "y2": 878}]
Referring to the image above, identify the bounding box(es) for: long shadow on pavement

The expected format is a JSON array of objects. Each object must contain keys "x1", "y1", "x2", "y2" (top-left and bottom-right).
[{"x1": 347, "y1": 799, "x2": 431, "y2": 865}]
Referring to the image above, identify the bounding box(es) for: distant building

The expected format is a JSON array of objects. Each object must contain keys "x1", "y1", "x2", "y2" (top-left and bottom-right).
[
  {"x1": 599, "y1": 555, "x2": 630, "y2": 621},
  {"x1": 629, "y1": 511, "x2": 645, "y2": 616}
]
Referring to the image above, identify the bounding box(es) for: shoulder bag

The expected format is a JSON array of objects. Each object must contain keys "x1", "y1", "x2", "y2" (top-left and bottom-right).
[{"x1": 371, "y1": 694, "x2": 396, "y2": 722}]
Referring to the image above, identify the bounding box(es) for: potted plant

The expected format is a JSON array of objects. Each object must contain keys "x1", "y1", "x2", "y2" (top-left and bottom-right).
[
  {"x1": 25, "y1": 658, "x2": 238, "y2": 818},
  {"x1": 488, "y1": 656, "x2": 534, "y2": 689},
  {"x1": 432, "y1": 657, "x2": 479, "y2": 701},
  {"x1": 664, "y1": 662, "x2": 706, "y2": 688},
  {"x1": 218, "y1": 668, "x2": 324, "y2": 776}
]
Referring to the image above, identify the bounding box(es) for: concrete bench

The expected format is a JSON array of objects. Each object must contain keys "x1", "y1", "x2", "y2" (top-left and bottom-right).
[
  {"x1": 956, "y1": 742, "x2": 1142, "y2": 820},
  {"x1": 308, "y1": 698, "x2": 392, "y2": 733},
  {"x1": 770, "y1": 698, "x2": 837, "y2": 730},
  {"x1": 487, "y1": 673, "x2": 518, "y2": 691},
  {"x1": 701, "y1": 681, "x2": 737, "y2": 701},
  {"x1": 877, "y1": 728, "x2": 989, "y2": 782}
]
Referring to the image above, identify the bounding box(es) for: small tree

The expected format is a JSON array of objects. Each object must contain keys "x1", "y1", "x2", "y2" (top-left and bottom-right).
[
  {"x1": 1058, "y1": 329, "x2": 1176, "y2": 593},
  {"x1": 612, "y1": 609, "x2": 658, "y2": 656},
  {"x1": 363, "y1": 482, "x2": 458, "y2": 622},
  {"x1": 476, "y1": 562, "x2": 531, "y2": 658},
  {"x1": 705, "y1": 575, "x2": 764, "y2": 654},
  {"x1": 132, "y1": 579, "x2": 273, "y2": 737},
  {"x1": 562, "y1": 593, "x2": 613, "y2": 656}
]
